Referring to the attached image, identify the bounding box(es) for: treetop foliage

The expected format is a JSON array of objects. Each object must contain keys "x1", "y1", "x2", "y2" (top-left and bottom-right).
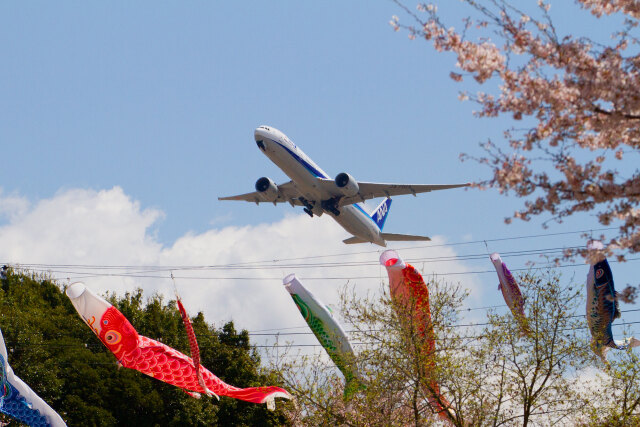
[
  {"x1": 0, "y1": 269, "x2": 289, "y2": 426},
  {"x1": 275, "y1": 270, "x2": 640, "y2": 426}
]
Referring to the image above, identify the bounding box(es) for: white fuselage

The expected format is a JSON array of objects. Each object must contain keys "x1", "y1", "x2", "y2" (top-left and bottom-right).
[{"x1": 254, "y1": 126, "x2": 386, "y2": 246}]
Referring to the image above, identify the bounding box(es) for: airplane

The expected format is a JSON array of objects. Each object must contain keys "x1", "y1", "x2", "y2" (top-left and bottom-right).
[{"x1": 218, "y1": 126, "x2": 470, "y2": 247}]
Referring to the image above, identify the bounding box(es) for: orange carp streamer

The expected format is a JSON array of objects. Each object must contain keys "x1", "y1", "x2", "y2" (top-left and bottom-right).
[{"x1": 380, "y1": 250, "x2": 453, "y2": 423}]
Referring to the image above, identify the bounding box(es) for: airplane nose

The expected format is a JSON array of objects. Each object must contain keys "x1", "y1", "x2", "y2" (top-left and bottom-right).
[
  {"x1": 254, "y1": 126, "x2": 270, "y2": 140},
  {"x1": 255, "y1": 126, "x2": 271, "y2": 150}
]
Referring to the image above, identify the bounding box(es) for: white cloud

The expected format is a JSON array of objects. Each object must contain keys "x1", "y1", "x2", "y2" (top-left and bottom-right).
[
  {"x1": 0, "y1": 187, "x2": 163, "y2": 264},
  {"x1": 0, "y1": 186, "x2": 483, "y2": 350},
  {"x1": 0, "y1": 189, "x2": 30, "y2": 223}
]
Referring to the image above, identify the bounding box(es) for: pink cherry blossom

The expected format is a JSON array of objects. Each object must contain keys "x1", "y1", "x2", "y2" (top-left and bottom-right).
[{"x1": 396, "y1": 0, "x2": 640, "y2": 260}]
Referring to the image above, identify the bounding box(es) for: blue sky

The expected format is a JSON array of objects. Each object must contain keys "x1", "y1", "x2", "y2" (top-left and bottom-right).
[
  {"x1": 1, "y1": 1, "x2": 490, "y2": 242},
  {"x1": 1, "y1": 2, "x2": 638, "y2": 356}
]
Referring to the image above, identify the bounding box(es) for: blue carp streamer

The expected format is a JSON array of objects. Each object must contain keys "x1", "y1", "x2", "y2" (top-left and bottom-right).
[
  {"x1": 0, "y1": 328, "x2": 66, "y2": 426},
  {"x1": 586, "y1": 240, "x2": 640, "y2": 363}
]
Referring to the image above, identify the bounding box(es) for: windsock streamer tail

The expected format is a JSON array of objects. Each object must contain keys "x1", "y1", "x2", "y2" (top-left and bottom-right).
[
  {"x1": 197, "y1": 372, "x2": 217, "y2": 400},
  {"x1": 426, "y1": 383, "x2": 455, "y2": 423},
  {"x1": 515, "y1": 313, "x2": 533, "y2": 337},
  {"x1": 612, "y1": 336, "x2": 640, "y2": 350},
  {"x1": 520, "y1": 324, "x2": 533, "y2": 338},
  {"x1": 343, "y1": 377, "x2": 366, "y2": 400},
  {"x1": 225, "y1": 386, "x2": 291, "y2": 410},
  {"x1": 432, "y1": 401, "x2": 455, "y2": 423},
  {"x1": 176, "y1": 297, "x2": 218, "y2": 400}
]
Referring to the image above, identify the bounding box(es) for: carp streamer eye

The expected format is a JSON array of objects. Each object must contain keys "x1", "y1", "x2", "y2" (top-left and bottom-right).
[{"x1": 105, "y1": 330, "x2": 122, "y2": 345}]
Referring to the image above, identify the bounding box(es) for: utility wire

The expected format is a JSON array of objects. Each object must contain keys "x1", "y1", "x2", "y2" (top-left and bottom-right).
[
  {"x1": 5, "y1": 315, "x2": 640, "y2": 348},
  {"x1": 1, "y1": 226, "x2": 619, "y2": 271},
  {"x1": 299, "y1": 309, "x2": 640, "y2": 334},
  {"x1": 3, "y1": 226, "x2": 636, "y2": 343},
  {"x1": 247, "y1": 308, "x2": 640, "y2": 336},
  {"x1": 20, "y1": 255, "x2": 639, "y2": 281},
  {"x1": 7, "y1": 245, "x2": 582, "y2": 271}
]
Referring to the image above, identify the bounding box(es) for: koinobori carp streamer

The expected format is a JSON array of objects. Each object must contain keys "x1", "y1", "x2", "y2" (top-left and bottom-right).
[
  {"x1": 0, "y1": 328, "x2": 66, "y2": 426},
  {"x1": 66, "y1": 283, "x2": 290, "y2": 409},
  {"x1": 380, "y1": 249, "x2": 453, "y2": 422},
  {"x1": 283, "y1": 273, "x2": 364, "y2": 399},
  {"x1": 586, "y1": 240, "x2": 640, "y2": 362},
  {"x1": 490, "y1": 252, "x2": 531, "y2": 335}
]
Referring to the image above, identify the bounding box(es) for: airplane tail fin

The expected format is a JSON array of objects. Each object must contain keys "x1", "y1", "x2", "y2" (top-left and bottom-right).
[
  {"x1": 369, "y1": 198, "x2": 392, "y2": 230},
  {"x1": 381, "y1": 233, "x2": 431, "y2": 242}
]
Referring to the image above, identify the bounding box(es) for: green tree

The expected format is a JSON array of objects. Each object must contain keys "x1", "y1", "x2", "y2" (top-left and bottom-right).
[
  {"x1": 275, "y1": 271, "x2": 593, "y2": 426},
  {"x1": 0, "y1": 269, "x2": 289, "y2": 426},
  {"x1": 477, "y1": 271, "x2": 592, "y2": 426},
  {"x1": 581, "y1": 341, "x2": 640, "y2": 426}
]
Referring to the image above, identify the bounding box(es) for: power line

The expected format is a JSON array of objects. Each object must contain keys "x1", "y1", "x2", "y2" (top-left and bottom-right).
[
  {"x1": 247, "y1": 308, "x2": 640, "y2": 336},
  {"x1": 247, "y1": 303, "x2": 513, "y2": 333},
  {"x1": 19, "y1": 255, "x2": 639, "y2": 281},
  {"x1": 1, "y1": 226, "x2": 620, "y2": 271},
  {"x1": 6, "y1": 262, "x2": 640, "y2": 338},
  {"x1": 250, "y1": 317, "x2": 640, "y2": 346},
  {"x1": 6, "y1": 245, "x2": 582, "y2": 271},
  {"x1": 3, "y1": 225, "x2": 637, "y2": 343},
  {"x1": 6, "y1": 315, "x2": 640, "y2": 349},
  {"x1": 2, "y1": 226, "x2": 628, "y2": 286}
]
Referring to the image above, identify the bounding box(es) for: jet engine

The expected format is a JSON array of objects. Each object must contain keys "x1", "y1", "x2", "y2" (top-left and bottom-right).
[
  {"x1": 255, "y1": 177, "x2": 279, "y2": 202},
  {"x1": 335, "y1": 172, "x2": 359, "y2": 197}
]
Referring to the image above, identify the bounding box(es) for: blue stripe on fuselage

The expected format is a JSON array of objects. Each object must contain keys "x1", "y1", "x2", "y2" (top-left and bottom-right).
[
  {"x1": 271, "y1": 139, "x2": 378, "y2": 230},
  {"x1": 353, "y1": 203, "x2": 379, "y2": 229},
  {"x1": 272, "y1": 139, "x2": 328, "y2": 179}
]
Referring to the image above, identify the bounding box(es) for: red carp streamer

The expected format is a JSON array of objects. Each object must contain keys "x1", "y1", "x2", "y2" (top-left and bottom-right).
[{"x1": 66, "y1": 283, "x2": 290, "y2": 410}]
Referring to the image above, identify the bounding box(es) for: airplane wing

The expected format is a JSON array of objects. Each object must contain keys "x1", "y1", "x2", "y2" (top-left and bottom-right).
[
  {"x1": 218, "y1": 181, "x2": 304, "y2": 206},
  {"x1": 343, "y1": 236, "x2": 368, "y2": 244},
  {"x1": 344, "y1": 233, "x2": 431, "y2": 245},
  {"x1": 316, "y1": 179, "x2": 470, "y2": 207},
  {"x1": 381, "y1": 233, "x2": 431, "y2": 242}
]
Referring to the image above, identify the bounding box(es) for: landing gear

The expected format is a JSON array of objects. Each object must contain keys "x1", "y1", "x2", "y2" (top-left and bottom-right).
[
  {"x1": 298, "y1": 196, "x2": 313, "y2": 210},
  {"x1": 299, "y1": 197, "x2": 316, "y2": 217},
  {"x1": 298, "y1": 196, "x2": 341, "y2": 217},
  {"x1": 321, "y1": 198, "x2": 341, "y2": 216}
]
